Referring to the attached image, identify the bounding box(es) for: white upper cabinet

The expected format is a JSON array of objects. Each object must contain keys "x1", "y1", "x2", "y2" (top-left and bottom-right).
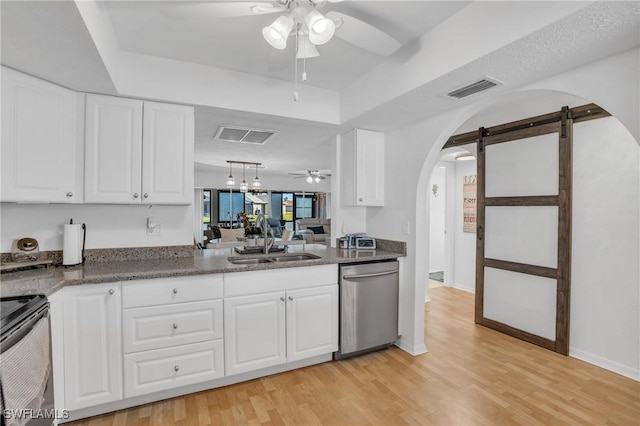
[
  {"x1": 340, "y1": 128, "x2": 385, "y2": 206},
  {"x1": 85, "y1": 94, "x2": 143, "y2": 204},
  {"x1": 1, "y1": 67, "x2": 83, "y2": 203},
  {"x1": 142, "y1": 101, "x2": 194, "y2": 204},
  {"x1": 85, "y1": 94, "x2": 194, "y2": 205}
]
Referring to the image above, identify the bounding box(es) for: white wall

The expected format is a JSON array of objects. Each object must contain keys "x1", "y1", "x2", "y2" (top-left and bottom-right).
[
  {"x1": 570, "y1": 117, "x2": 640, "y2": 379},
  {"x1": 452, "y1": 160, "x2": 477, "y2": 293},
  {"x1": 0, "y1": 203, "x2": 193, "y2": 251},
  {"x1": 428, "y1": 166, "x2": 446, "y2": 273}
]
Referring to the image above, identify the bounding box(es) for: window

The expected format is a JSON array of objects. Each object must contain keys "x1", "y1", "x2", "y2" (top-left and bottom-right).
[
  {"x1": 203, "y1": 190, "x2": 211, "y2": 228},
  {"x1": 294, "y1": 194, "x2": 315, "y2": 220},
  {"x1": 218, "y1": 191, "x2": 245, "y2": 226}
]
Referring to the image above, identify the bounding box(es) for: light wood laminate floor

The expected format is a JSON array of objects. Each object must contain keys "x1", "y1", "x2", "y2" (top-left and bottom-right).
[{"x1": 69, "y1": 287, "x2": 640, "y2": 425}]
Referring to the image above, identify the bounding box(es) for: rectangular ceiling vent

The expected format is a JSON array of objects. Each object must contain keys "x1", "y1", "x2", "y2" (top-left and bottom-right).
[
  {"x1": 447, "y1": 78, "x2": 501, "y2": 100},
  {"x1": 214, "y1": 126, "x2": 278, "y2": 145}
]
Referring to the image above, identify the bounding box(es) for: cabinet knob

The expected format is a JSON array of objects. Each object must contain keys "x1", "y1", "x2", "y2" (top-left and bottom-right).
[
  {"x1": 173, "y1": 323, "x2": 178, "y2": 330},
  {"x1": 143, "y1": 193, "x2": 149, "y2": 199},
  {"x1": 288, "y1": 296, "x2": 293, "y2": 301},
  {"x1": 173, "y1": 288, "x2": 178, "y2": 294},
  {"x1": 174, "y1": 365, "x2": 180, "y2": 372},
  {"x1": 358, "y1": 198, "x2": 363, "y2": 202},
  {"x1": 133, "y1": 193, "x2": 139, "y2": 199},
  {"x1": 66, "y1": 192, "x2": 73, "y2": 198},
  {"x1": 109, "y1": 289, "x2": 115, "y2": 295},
  {"x1": 280, "y1": 297, "x2": 285, "y2": 302}
]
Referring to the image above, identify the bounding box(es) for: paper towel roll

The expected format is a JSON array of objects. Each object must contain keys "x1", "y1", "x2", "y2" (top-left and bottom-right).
[{"x1": 63, "y1": 224, "x2": 84, "y2": 265}]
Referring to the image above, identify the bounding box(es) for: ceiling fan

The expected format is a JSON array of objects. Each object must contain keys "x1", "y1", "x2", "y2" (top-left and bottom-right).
[
  {"x1": 289, "y1": 169, "x2": 331, "y2": 183},
  {"x1": 160, "y1": 0, "x2": 402, "y2": 58}
]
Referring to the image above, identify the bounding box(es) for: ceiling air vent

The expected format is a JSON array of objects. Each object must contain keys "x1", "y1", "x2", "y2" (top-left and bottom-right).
[
  {"x1": 447, "y1": 78, "x2": 501, "y2": 100},
  {"x1": 214, "y1": 126, "x2": 278, "y2": 145}
]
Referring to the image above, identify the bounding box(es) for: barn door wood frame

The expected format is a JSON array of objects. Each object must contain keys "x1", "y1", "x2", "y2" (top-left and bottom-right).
[{"x1": 443, "y1": 103, "x2": 610, "y2": 355}]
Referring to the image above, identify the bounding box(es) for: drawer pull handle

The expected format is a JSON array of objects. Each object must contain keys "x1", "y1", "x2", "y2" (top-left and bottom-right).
[
  {"x1": 109, "y1": 289, "x2": 115, "y2": 295},
  {"x1": 173, "y1": 288, "x2": 178, "y2": 294},
  {"x1": 173, "y1": 323, "x2": 178, "y2": 330},
  {"x1": 280, "y1": 297, "x2": 285, "y2": 302},
  {"x1": 174, "y1": 365, "x2": 180, "y2": 372},
  {"x1": 288, "y1": 296, "x2": 293, "y2": 301}
]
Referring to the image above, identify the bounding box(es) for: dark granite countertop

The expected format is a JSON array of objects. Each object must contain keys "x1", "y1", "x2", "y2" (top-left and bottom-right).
[{"x1": 0, "y1": 244, "x2": 405, "y2": 298}]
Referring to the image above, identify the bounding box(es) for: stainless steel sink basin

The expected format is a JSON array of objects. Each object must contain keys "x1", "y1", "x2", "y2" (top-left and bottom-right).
[
  {"x1": 227, "y1": 257, "x2": 273, "y2": 264},
  {"x1": 268, "y1": 253, "x2": 322, "y2": 262},
  {"x1": 227, "y1": 253, "x2": 321, "y2": 265}
]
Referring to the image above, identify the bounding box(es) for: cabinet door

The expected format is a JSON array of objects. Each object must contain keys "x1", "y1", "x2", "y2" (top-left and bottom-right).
[
  {"x1": 142, "y1": 101, "x2": 194, "y2": 204},
  {"x1": 1, "y1": 67, "x2": 81, "y2": 202},
  {"x1": 286, "y1": 285, "x2": 339, "y2": 362},
  {"x1": 355, "y1": 129, "x2": 385, "y2": 206},
  {"x1": 62, "y1": 282, "x2": 123, "y2": 410},
  {"x1": 85, "y1": 94, "x2": 143, "y2": 204},
  {"x1": 339, "y1": 128, "x2": 385, "y2": 206},
  {"x1": 224, "y1": 292, "x2": 286, "y2": 376}
]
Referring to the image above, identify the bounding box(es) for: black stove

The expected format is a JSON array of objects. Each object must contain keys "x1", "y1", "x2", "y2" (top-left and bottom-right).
[{"x1": 0, "y1": 294, "x2": 48, "y2": 337}]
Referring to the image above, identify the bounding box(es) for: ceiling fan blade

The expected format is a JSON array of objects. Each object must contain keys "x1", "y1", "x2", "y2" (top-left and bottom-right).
[
  {"x1": 160, "y1": 2, "x2": 282, "y2": 19},
  {"x1": 326, "y1": 11, "x2": 401, "y2": 56}
]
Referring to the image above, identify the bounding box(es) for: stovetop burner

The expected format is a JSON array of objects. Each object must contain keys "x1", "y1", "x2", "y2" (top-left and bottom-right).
[{"x1": 0, "y1": 294, "x2": 48, "y2": 336}]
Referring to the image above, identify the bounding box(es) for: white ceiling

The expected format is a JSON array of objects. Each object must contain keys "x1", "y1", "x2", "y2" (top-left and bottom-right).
[{"x1": 1, "y1": 1, "x2": 639, "y2": 176}]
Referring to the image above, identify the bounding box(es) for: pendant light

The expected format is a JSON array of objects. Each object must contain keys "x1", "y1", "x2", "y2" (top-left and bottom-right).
[
  {"x1": 226, "y1": 162, "x2": 235, "y2": 188},
  {"x1": 252, "y1": 163, "x2": 262, "y2": 189},
  {"x1": 239, "y1": 163, "x2": 248, "y2": 193}
]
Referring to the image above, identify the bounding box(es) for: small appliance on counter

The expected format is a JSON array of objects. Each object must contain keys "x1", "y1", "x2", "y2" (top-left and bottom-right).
[
  {"x1": 1, "y1": 238, "x2": 53, "y2": 273},
  {"x1": 63, "y1": 219, "x2": 86, "y2": 266},
  {"x1": 340, "y1": 233, "x2": 376, "y2": 250}
]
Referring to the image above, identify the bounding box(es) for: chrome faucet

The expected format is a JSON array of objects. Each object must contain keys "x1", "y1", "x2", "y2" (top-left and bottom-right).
[{"x1": 256, "y1": 214, "x2": 272, "y2": 254}]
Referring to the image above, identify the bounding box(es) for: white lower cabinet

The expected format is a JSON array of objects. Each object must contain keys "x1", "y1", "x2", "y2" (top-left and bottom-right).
[
  {"x1": 224, "y1": 283, "x2": 338, "y2": 376},
  {"x1": 123, "y1": 340, "x2": 224, "y2": 398},
  {"x1": 224, "y1": 292, "x2": 287, "y2": 375},
  {"x1": 121, "y1": 275, "x2": 224, "y2": 398},
  {"x1": 62, "y1": 283, "x2": 123, "y2": 411}
]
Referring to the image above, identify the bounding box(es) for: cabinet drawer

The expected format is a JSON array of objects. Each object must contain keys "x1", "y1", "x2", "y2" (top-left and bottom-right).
[
  {"x1": 123, "y1": 340, "x2": 224, "y2": 398},
  {"x1": 123, "y1": 300, "x2": 223, "y2": 353},
  {"x1": 122, "y1": 274, "x2": 222, "y2": 308}
]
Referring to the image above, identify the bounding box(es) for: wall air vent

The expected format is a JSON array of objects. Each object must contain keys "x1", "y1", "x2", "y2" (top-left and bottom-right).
[
  {"x1": 447, "y1": 78, "x2": 501, "y2": 100},
  {"x1": 214, "y1": 126, "x2": 278, "y2": 145}
]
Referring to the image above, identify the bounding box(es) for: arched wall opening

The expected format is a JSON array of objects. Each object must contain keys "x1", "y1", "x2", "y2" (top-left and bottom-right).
[{"x1": 414, "y1": 87, "x2": 639, "y2": 379}]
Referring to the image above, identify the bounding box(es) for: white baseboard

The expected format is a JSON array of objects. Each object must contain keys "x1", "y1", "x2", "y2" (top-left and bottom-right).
[
  {"x1": 450, "y1": 283, "x2": 475, "y2": 293},
  {"x1": 569, "y1": 347, "x2": 640, "y2": 381},
  {"x1": 395, "y1": 337, "x2": 428, "y2": 356}
]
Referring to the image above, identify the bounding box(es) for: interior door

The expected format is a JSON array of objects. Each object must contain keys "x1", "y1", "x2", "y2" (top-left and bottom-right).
[{"x1": 475, "y1": 108, "x2": 573, "y2": 355}]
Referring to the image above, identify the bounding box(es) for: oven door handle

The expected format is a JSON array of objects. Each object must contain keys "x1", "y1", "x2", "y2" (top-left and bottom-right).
[{"x1": 342, "y1": 270, "x2": 398, "y2": 280}]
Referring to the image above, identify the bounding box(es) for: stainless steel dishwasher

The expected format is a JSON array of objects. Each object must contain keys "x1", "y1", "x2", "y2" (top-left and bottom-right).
[{"x1": 335, "y1": 260, "x2": 399, "y2": 359}]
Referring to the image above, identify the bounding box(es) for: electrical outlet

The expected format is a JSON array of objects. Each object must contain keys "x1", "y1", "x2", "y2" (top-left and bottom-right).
[
  {"x1": 147, "y1": 217, "x2": 161, "y2": 236},
  {"x1": 147, "y1": 224, "x2": 161, "y2": 236},
  {"x1": 402, "y1": 221, "x2": 410, "y2": 235}
]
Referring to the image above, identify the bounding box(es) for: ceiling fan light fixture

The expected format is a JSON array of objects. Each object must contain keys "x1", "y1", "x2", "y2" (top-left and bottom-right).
[
  {"x1": 305, "y1": 10, "x2": 335, "y2": 45},
  {"x1": 306, "y1": 176, "x2": 313, "y2": 184},
  {"x1": 262, "y1": 13, "x2": 294, "y2": 50},
  {"x1": 296, "y1": 34, "x2": 320, "y2": 58}
]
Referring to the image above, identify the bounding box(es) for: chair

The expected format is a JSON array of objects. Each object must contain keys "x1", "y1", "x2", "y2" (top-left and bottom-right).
[{"x1": 219, "y1": 228, "x2": 245, "y2": 242}]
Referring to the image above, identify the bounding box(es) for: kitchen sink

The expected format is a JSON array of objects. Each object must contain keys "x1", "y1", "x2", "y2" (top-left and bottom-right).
[
  {"x1": 268, "y1": 254, "x2": 322, "y2": 262},
  {"x1": 227, "y1": 257, "x2": 273, "y2": 265},
  {"x1": 227, "y1": 253, "x2": 321, "y2": 265}
]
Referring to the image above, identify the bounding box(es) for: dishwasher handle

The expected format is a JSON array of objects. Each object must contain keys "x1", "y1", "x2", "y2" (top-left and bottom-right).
[{"x1": 342, "y1": 269, "x2": 398, "y2": 280}]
